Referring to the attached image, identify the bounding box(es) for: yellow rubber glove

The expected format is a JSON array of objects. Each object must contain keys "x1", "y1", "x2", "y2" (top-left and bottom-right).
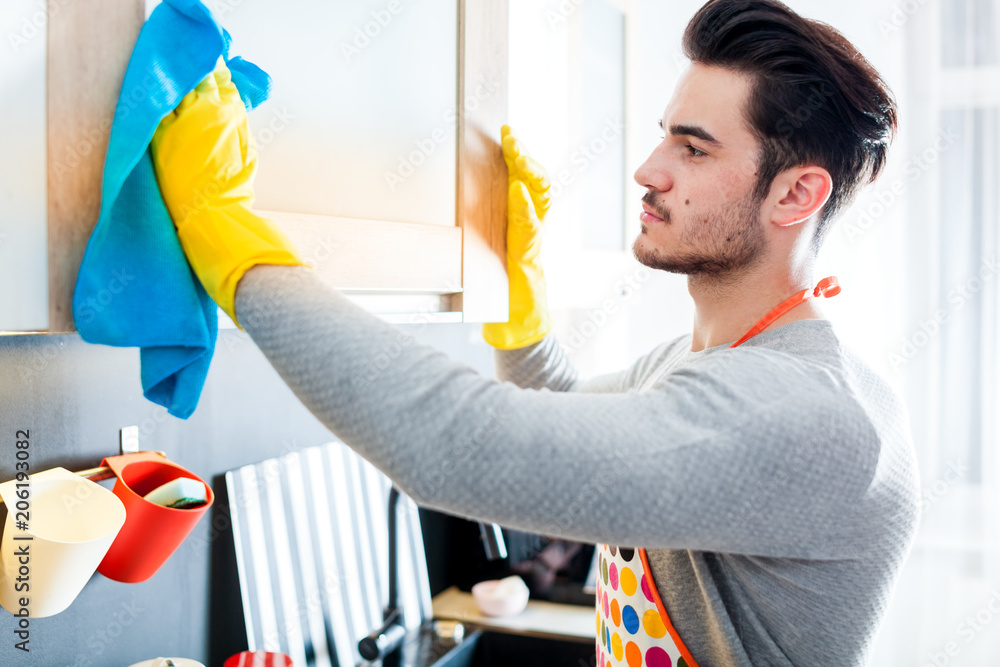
[
  {"x1": 482, "y1": 125, "x2": 553, "y2": 349},
  {"x1": 150, "y1": 60, "x2": 304, "y2": 326}
]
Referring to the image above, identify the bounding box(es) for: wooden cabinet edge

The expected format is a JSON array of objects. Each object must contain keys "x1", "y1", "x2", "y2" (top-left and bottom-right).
[
  {"x1": 457, "y1": 0, "x2": 510, "y2": 324},
  {"x1": 46, "y1": 0, "x2": 145, "y2": 334}
]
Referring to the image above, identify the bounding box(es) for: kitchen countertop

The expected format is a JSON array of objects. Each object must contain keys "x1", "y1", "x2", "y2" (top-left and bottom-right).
[{"x1": 431, "y1": 586, "x2": 595, "y2": 645}]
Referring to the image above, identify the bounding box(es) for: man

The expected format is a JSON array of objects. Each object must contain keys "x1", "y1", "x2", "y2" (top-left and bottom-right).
[{"x1": 151, "y1": 0, "x2": 919, "y2": 664}]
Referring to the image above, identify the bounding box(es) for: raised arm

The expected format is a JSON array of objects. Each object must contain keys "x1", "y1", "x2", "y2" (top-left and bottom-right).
[
  {"x1": 236, "y1": 264, "x2": 876, "y2": 559},
  {"x1": 152, "y1": 63, "x2": 875, "y2": 560},
  {"x1": 494, "y1": 335, "x2": 670, "y2": 394}
]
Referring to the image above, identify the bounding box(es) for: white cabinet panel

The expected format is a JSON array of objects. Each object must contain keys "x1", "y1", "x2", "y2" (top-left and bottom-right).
[{"x1": 218, "y1": 0, "x2": 459, "y2": 227}]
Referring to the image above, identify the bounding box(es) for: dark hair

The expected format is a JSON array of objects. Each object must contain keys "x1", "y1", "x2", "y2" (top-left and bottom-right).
[{"x1": 683, "y1": 0, "x2": 897, "y2": 249}]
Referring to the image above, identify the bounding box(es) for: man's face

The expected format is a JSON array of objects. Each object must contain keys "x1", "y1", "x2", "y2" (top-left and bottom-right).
[{"x1": 632, "y1": 63, "x2": 768, "y2": 276}]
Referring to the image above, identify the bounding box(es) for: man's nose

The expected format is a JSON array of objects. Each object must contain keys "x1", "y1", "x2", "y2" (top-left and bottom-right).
[{"x1": 633, "y1": 144, "x2": 673, "y2": 193}]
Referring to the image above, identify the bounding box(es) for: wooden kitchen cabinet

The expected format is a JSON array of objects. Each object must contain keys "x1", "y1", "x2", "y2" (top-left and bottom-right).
[{"x1": 0, "y1": 0, "x2": 508, "y2": 332}]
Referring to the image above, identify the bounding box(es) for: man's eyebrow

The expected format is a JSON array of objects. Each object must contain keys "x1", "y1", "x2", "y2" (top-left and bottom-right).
[{"x1": 660, "y1": 119, "x2": 722, "y2": 147}]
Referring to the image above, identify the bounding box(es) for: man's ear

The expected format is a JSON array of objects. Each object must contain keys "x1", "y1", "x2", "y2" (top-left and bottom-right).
[{"x1": 769, "y1": 166, "x2": 832, "y2": 228}]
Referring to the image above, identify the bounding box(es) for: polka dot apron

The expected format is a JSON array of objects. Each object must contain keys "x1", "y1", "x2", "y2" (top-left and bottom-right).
[{"x1": 594, "y1": 278, "x2": 841, "y2": 667}]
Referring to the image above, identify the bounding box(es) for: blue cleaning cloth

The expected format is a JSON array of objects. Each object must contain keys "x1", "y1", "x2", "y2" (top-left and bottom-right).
[{"x1": 73, "y1": 0, "x2": 271, "y2": 419}]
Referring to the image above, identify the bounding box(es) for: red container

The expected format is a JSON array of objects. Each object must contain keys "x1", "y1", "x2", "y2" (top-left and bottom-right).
[
  {"x1": 97, "y1": 452, "x2": 214, "y2": 582},
  {"x1": 224, "y1": 651, "x2": 294, "y2": 667}
]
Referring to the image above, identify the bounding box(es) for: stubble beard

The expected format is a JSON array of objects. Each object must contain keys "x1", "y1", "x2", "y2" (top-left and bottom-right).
[{"x1": 632, "y1": 188, "x2": 768, "y2": 278}]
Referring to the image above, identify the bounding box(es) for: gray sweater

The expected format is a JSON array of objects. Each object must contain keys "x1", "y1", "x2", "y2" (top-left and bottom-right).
[{"x1": 236, "y1": 265, "x2": 920, "y2": 666}]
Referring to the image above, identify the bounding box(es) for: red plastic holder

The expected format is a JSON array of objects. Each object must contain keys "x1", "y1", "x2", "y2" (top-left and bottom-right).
[
  {"x1": 225, "y1": 651, "x2": 294, "y2": 667},
  {"x1": 96, "y1": 452, "x2": 214, "y2": 583}
]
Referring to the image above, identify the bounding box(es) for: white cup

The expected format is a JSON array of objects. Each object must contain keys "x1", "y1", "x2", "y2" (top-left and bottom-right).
[{"x1": 0, "y1": 468, "x2": 127, "y2": 618}]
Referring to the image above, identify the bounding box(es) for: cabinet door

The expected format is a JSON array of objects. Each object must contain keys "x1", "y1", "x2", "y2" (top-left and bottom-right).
[
  {"x1": 0, "y1": 0, "x2": 506, "y2": 333},
  {"x1": 213, "y1": 0, "x2": 509, "y2": 323}
]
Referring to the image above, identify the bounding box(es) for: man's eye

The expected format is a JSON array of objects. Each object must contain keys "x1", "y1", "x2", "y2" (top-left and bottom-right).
[{"x1": 686, "y1": 144, "x2": 706, "y2": 157}]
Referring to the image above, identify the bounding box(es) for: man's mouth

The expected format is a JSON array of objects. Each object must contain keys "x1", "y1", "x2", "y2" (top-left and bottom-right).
[
  {"x1": 640, "y1": 190, "x2": 671, "y2": 225},
  {"x1": 640, "y1": 202, "x2": 666, "y2": 224}
]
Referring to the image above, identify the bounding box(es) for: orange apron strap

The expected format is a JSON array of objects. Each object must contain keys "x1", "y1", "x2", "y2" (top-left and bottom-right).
[
  {"x1": 623, "y1": 277, "x2": 841, "y2": 666},
  {"x1": 638, "y1": 548, "x2": 701, "y2": 667},
  {"x1": 729, "y1": 276, "x2": 841, "y2": 348}
]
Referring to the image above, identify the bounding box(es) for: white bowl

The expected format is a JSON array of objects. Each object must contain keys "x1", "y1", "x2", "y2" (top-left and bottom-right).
[{"x1": 471, "y1": 575, "x2": 530, "y2": 617}]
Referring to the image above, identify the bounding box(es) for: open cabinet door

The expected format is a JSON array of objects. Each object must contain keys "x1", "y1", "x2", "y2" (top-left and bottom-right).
[{"x1": 210, "y1": 0, "x2": 511, "y2": 323}]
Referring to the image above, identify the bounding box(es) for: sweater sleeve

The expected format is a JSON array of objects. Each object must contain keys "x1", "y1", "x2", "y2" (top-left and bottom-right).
[
  {"x1": 493, "y1": 335, "x2": 637, "y2": 393},
  {"x1": 235, "y1": 265, "x2": 878, "y2": 559}
]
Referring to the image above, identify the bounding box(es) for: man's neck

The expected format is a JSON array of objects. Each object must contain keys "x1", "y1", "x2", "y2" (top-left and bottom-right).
[{"x1": 688, "y1": 264, "x2": 824, "y2": 351}]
